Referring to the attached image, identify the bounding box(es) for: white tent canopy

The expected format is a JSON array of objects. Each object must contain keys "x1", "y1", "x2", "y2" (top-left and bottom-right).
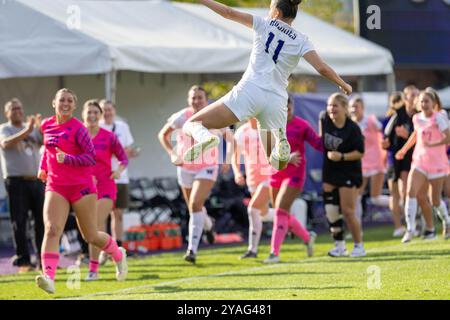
[{"x1": 0, "y1": 0, "x2": 394, "y2": 80}]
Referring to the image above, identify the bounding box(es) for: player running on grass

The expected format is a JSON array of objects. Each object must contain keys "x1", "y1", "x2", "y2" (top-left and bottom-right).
[
  {"x1": 182, "y1": 0, "x2": 352, "y2": 172},
  {"x1": 82, "y1": 100, "x2": 129, "y2": 281},
  {"x1": 264, "y1": 96, "x2": 322, "y2": 263},
  {"x1": 35, "y1": 89, "x2": 127, "y2": 294},
  {"x1": 232, "y1": 117, "x2": 274, "y2": 259},
  {"x1": 395, "y1": 90, "x2": 450, "y2": 243},
  {"x1": 159, "y1": 86, "x2": 231, "y2": 264}
]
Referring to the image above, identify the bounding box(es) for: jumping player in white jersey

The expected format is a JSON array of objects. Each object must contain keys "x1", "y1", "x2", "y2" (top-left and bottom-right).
[{"x1": 182, "y1": 0, "x2": 352, "y2": 171}]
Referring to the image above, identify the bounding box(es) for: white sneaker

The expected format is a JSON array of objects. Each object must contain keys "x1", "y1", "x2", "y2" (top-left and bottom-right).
[
  {"x1": 328, "y1": 244, "x2": 348, "y2": 257},
  {"x1": 35, "y1": 275, "x2": 55, "y2": 294},
  {"x1": 350, "y1": 245, "x2": 366, "y2": 257},
  {"x1": 401, "y1": 230, "x2": 414, "y2": 243},
  {"x1": 85, "y1": 272, "x2": 99, "y2": 282},
  {"x1": 263, "y1": 253, "x2": 280, "y2": 264},
  {"x1": 393, "y1": 227, "x2": 406, "y2": 238},
  {"x1": 183, "y1": 135, "x2": 220, "y2": 162},
  {"x1": 269, "y1": 136, "x2": 290, "y2": 170},
  {"x1": 115, "y1": 247, "x2": 128, "y2": 281},
  {"x1": 306, "y1": 231, "x2": 317, "y2": 258},
  {"x1": 98, "y1": 251, "x2": 109, "y2": 266}
]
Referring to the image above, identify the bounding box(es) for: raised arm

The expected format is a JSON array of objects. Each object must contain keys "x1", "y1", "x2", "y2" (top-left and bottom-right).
[
  {"x1": 304, "y1": 124, "x2": 324, "y2": 152},
  {"x1": 0, "y1": 116, "x2": 35, "y2": 149},
  {"x1": 199, "y1": 0, "x2": 253, "y2": 28},
  {"x1": 303, "y1": 50, "x2": 352, "y2": 95}
]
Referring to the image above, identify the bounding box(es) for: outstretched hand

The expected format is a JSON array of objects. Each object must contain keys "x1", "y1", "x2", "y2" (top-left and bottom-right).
[{"x1": 339, "y1": 83, "x2": 352, "y2": 96}]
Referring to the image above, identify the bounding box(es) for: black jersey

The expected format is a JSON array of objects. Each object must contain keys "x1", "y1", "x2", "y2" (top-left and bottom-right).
[
  {"x1": 384, "y1": 105, "x2": 415, "y2": 153},
  {"x1": 320, "y1": 111, "x2": 364, "y2": 188}
]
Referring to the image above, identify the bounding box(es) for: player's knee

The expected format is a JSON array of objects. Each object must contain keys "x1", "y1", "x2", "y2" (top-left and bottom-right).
[
  {"x1": 182, "y1": 120, "x2": 194, "y2": 136},
  {"x1": 341, "y1": 206, "x2": 356, "y2": 219},
  {"x1": 44, "y1": 222, "x2": 63, "y2": 239},
  {"x1": 189, "y1": 200, "x2": 204, "y2": 213},
  {"x1": 324, "y1": 190, "x2": 344, "y2": 239},
  {"x1": 82, "y1": 232, "x2": 98, "y2": 244}
]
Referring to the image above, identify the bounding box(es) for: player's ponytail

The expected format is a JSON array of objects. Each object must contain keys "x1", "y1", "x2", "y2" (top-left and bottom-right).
[{"x1": 274, "y1": 0, "x2": 302, "y2": 20}]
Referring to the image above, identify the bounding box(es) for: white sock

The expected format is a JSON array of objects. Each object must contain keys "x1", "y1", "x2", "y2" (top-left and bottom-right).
[
  {"x1": 202, "y1": 207, "x2": 213, "y2": 231},
  {"x1": 182, "y1": 121, "x2": 213, "y2": 143},
  {"x1": 405, "y1": 197, "x2": 418, "y2": 233},
  {"x1": 261, "y1": 208, "x2": 275, "y2": 222},
  {"x1": 370, "y1": 195, "x2": 390, "y2": 207},
  {"x1": 188, "y1": 212, "x2": 204, "y2": 254},
  {"x1": 355, "y1": 195, "x2": 363, "y2": 222},
  {"x1": 290, "y1": 198, "x2": 308, "y2": 227},
  {"x1": 436, "y1": 200, "x2": 450, "y2": 224},
  {"x1": 336, "y1": 240, "x2": 346, "y2": 250},
  {"x1": 247, "y1": 207, "x2": 262, "y2": 253}
]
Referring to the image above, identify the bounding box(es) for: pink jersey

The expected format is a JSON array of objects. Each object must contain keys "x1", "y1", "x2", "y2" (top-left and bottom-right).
[
  {"x1": 234, "y1": 122, "x2": 272, "y2": 188},
  {"x1": 40, "y1": 116, "x2": 96, "y2": 186},
  {"x1": 92, "y1": 128, "x2": 128, "y2": 182},
  {"x1": 412, "y1": 111, "x2": 449, "y2": 174},
  {"x1": 168, "y1": 107, "x2": 221, "y2": 171},
  {"x1": 358, "y1": 115, "x2": 386, "y2": 174},
  {"x1": 272, "y1": 116, "x2": 323, "y2": 178}
]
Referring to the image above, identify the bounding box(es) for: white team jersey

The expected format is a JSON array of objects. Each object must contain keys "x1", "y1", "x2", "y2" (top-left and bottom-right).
[{"x1": 240, "y1": 15, "x2": 315, "y2": 99}]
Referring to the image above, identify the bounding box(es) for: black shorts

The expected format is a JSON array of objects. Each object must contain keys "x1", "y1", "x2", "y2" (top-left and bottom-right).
[
  {"x1": 323, "y1": 171, "x2": 362, "y2": 189},
  {"x1": 387, "y1": 152, "x2": 412, "y2": 182},
  {"x1": 115, "y1": 183, "x2": 129, "y2": 209}
]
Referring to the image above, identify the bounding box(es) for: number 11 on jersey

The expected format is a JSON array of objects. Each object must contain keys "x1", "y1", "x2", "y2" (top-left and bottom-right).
[{"x1": 265, "y1": 32, "x2": 285, "y2": 64}]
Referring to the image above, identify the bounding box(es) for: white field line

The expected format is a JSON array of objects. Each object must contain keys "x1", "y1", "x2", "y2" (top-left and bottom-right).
[{"x1": 60, "y1": 242, "x2": 412, "y2": 300}]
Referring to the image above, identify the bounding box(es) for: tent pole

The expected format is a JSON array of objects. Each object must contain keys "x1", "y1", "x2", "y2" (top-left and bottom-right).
[
  {"x1": 105, "y1": 70, "x2": 117, "y2": 103},
  {"x1": 353, "y1": 0, "x2": 360, "y2": 36},
  {"x1": 386, "y1": 72, "x2": 396, "y2": 96}
]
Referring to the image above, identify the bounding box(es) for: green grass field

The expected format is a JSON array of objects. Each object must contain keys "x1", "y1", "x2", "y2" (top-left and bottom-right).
[{"x1": 1, "y1": 225, "x2": 449, "y2": 300}]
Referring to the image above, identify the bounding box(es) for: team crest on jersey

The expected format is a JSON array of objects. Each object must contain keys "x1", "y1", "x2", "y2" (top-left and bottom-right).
[{"x1": 324, "y1": 133, "x2": 343, "y2": 151}]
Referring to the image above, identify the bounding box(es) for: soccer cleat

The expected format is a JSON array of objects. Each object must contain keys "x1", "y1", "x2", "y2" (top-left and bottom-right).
[
  {"x1": 183, "y1": 135, "x2": 220, "y2": 162},
  {"x1": 328, "y1": 245, "x2": 348, "y2": 257},
  {"x1": 239, "y1": 251, "x2": 257, "y2": 260},
  {"x1": 306, "y1": 231, "x2": 317, "y2": 257},
  {"x1": 115, "y1": 247, "x2": 128, "y2": 281},
  {"x1": 204, "y1": 229, "x2": 215, "y2": 245},
  {"x1": 263, "y1": 253, "x2": 280, "y2": 264},
  {"x1": 85, "y1": 272, "x2": 99, "y2": 282},
  {"x1": 392, "y1": 227, "x2": 406, "y2": 238},
  {"x1": 183, "y1": 250, "x2": 196, "y2": 264},
  {"x1": 35, "y1": 275, "x2": 55, "y2": 294},
  {"x1": 98, "y1": 251, "x2": 109, "y2": 266},
  {"x1": 422, "y1": 230, "x2": 437, "y2": 241},
  {"x1": 350, "y1": 245, "x2": 366, "y2": 257},
  {"x1": 401, "y1": 230, "x2": 414, "y2": 243},
  {"x1": 269, "y1": 136, "x2": 291, "y2": 170}
]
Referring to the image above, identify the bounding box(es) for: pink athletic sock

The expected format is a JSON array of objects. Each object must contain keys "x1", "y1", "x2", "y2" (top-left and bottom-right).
[
  {"x1": 288, "y1": 214, "x2": 310, "y2": 243},
  {"x1": 89, "y1": 260, "x2": 99, "y2": 273},
  {"x1": 270, "y1": 209, "x2": 290, "y2": 256},
  {"x1": 102, "y1": 235, "x2": 123, "y2": 263},
  {"x1": 41, "y1": 252, "x2": 59, "y2": 280}
]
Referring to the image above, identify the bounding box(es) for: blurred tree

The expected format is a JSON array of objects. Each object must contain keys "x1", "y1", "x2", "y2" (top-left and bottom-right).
[{"x1": 174, "y1": 0, "x2": 352, "y2": 31}]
